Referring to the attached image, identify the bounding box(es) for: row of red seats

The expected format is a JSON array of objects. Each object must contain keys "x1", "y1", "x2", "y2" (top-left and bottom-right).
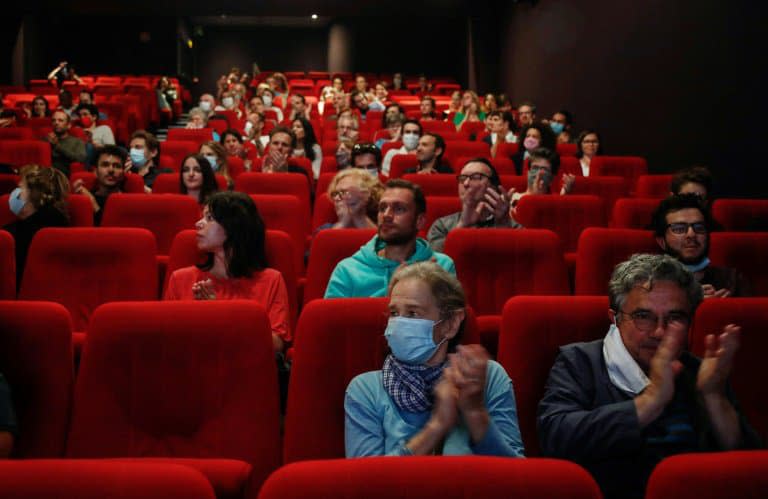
[
  {"x1": 1, "y1": 298, "x2": 765, "y2": 496},
  {"x1": 4, "y1": 452, "x2": 764, "y2": 498}
]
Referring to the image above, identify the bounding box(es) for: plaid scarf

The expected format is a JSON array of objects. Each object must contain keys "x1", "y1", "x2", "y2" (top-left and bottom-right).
[{"x1": 382, "y1": 354, "x2": 446, "y2": 413}]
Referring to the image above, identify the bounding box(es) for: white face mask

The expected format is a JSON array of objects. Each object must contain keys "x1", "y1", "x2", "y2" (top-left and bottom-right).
[
  {"x1": 222, "y1": 97, "x2": 234, "y2": 109},
  {"x1": 262, "y1": 94, "x2": 273, "y2": 107},
  {"x1": 244, "y1": 121, "x2": 254, "y2": 135},
  {"x1": 199, "y1": 101, "x2": 212, "y2": 112},
  {"x1": 402, "y1": 133, "x2": 419, "y2": 151}
]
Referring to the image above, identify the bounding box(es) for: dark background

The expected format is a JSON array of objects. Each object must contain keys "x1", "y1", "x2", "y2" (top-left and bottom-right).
[{"x1": 2, "y1": 0, "x2": 764, "y2": 197}]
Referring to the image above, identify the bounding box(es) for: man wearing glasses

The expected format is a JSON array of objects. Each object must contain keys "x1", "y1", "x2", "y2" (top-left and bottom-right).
[
  {"x1": 651, "y1": 194, "x2": 751, "y2": 297},
  {"x1": 538, "y1": 254, "x2": 760, "y2": 499},
  {"x1": 427, "y1": 158, "x2": 521, "y2": 252}
]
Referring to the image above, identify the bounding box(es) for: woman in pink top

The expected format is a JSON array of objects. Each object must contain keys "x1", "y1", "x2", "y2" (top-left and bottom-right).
[{"x1": 165, "y1": 191, "x2": 290, "y2": 353}]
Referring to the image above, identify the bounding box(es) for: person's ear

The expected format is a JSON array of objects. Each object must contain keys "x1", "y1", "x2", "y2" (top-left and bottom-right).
[
  {"x1": 655, "y1": 236, "x2": 666, "y2": 250},
  {"x1": 415, "y1": 211, "x2": 425, "y2": 231},
  {"x1": 608, "y1": 309, "x2": 618, "y2": 325},
  {"x1": 442, "y1": 308, "x2": 466, "y2": 340}
]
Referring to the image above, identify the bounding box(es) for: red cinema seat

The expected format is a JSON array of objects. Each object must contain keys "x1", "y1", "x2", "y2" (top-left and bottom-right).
[
  {"x1": 423, "y1": 196, "x2": 461, "y2": 239},
  {"x1": 66, "y1": 301, "x2": 281, "y2": 498},
  {"x1": 165, "y1": 229, "x2": 298, "y2": 331},
  {"x1": 690, "y1": 298, "x2": 768, "y2": 444},
  {"x1": 709, "y1": 232, "x2": 768, "y2": 295},
  {"x1": 67, "y1": 194, "x2": 95, "y2": 227},
  {"x1": 153, "y1": 172, "x2": 228, "y2": 194},
  {"x1": 556, "y1": 142, "x2": 578, "y2": 156},
  {"x1": 0, "y1": 128, "x2": 34, "y2": 140},
  {"x1": 0, "y1": 140, "x2": 51, "y2": 167},
  {"x1": 491, "y1": 156, "x2": 517, "y2": 176},
  {"x1": 514, "y1": 194, "x2": 606, "y2": 255},
  {"x1": 0, "y1": 173, "x2": 18, "y2": 195},
  {"x1": 235, "y1": 173, "x2": 312, "y2": 234},
  {"x1": 101, "y1": 194, "x2": 200, "y2": 257},
  {"x1": 315, "y1": 172, "x2": 335, "y2": 199},
  {"x1": 388, "y1": 154, "x2": 419, "y2": 178},
  {"x1": 207, "y1": 118, "x2": 229, "y2": 135},
  {"x1": 443, "y1": 141, "x2": 490, "y2": 169},
  {"x1": 0, "y1": 301, "x2": 73, "y2": 457},
  {"x1": 444, "y1": 229, "x2": 570, "y2": 354},
  {"x1": 420, "y1": 120, "x2": 458, "y2": 135},
  {"x1": 574, "y1": 228, "x2": 659, "y2": 295},
  {"x1": 458, "y1": 121, "x2": 486, "y2": 138},
  {"x1": 0, "y1": 460, "x2": 216, "y2": 499},
  {"x1": 250, "y1": 194, "x2": 308, "y2": 275},
  {"x1": 634, "y1": 174, "x2": 673, "y2": 198},
  {"x1": 568, "y1": 176, "x2": 628, "y2": 221},
  {"x1": 647, "y1": 451, "x2": 768, "y2": 499},
  {"x1": 18, "y1": 228, "x2": 158, "y2": 332},
  {"x1": 497, "y1": 295, "x2": 609, "y2": 456},
  {"x1": 303, "y1": 228, "x2": 377, "y2": 305},
  {"x1": 261, "y1": 457, "x2": 601, "y2": 499},
  {"x1": 590, "y1": 155, "x2": 648, "y2": 194},
  {"x1": 402, "y1": 173, "x2": 459, "y2": 197},
  {"x1": 160, "y1": 140, "x2": 199, "y2": 170},
  {"x1": 610, "y1": 197, "x2": 660, "y2": 229},
  {"x1": 0, "y1": 230, "x2": 14, "y2": 299},
  {"x1": 499, "y1": 175, "x2": 528, "y2": 193},
  {"x1": 311, "y1": 193, "x2": 336, "y2": 230},
  {"x1": 70, "y1": 171, "x2": 146, "y2": 193},
  {"x1": 712, "y1": 198, "x2": 768, "y2": 231},
  {"x1": 497, "y1": 142, "x2": 520, "y2": 161},
  {"x1": 166, "y1": 128, "x2": 214, "y2": 146}
]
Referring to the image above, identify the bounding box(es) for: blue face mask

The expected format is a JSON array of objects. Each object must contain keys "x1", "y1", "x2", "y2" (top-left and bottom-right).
[
  {"x1": 384, "y1": 316, "x2": 446, "y2": 364},
  {"x1": 130, "y1": 148, "x2": 147, "y2": 168},
  {"x1": 8, "y1": 187, "x2": 26, "y2": 216},
  {"x1": 204, "y1": 154, "x2": 219, "y2": 171},
  {"x1": 550, "y1": 122, "x2": 565, "y2": 135}
]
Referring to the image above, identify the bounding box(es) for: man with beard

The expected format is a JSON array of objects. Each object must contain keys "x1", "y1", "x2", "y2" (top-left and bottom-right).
[
  {"x1": 324, "y1": 179, "x2": 455, "y2": 298},
  {"x1": 45, "y1": 110, "x2": 87, "y2": 176},
  {"x1": 72, "y1": 145, "x2": 127, "y2": 226},
  {"x1": 651, "y1": 194, "x2": 751, "y2": 297}
]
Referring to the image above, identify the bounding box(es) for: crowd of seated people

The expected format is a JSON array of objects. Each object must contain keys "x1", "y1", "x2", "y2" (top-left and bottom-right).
[{"x1": 0, "y1": 69, "x2": 765, "y2": 498}]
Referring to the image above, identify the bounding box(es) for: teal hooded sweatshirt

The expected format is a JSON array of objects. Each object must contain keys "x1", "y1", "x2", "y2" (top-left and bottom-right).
[{"x1": 324, "y1": 235, "x2": 456, "y2": 298}]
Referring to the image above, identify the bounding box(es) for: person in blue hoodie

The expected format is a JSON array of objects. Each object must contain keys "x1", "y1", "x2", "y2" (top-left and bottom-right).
[{"x1": 325, "y1": 179, "x2": 455, "y2": 298}]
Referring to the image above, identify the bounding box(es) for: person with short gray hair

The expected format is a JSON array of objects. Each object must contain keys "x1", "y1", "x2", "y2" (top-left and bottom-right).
[{"x1": 538, "y1": 253, "x2": 760, "y2": 499}]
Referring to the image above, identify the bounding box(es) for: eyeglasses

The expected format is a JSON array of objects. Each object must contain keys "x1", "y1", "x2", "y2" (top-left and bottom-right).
[
  {"x1": 330, "y1": 189, "x2": 352, "y2": 200},
  {"x1": 352, "y1": 143, "x2": 377, "y2": 154},
  {"x1": 620, "y1": 309, "x2": 690, "y2": 333},
  {"x1": 457, "y1": 173, "x2": 490, "y2": 183},
  {"x1": 667, "y1": 222, "x2": 707, "y2": 235}
]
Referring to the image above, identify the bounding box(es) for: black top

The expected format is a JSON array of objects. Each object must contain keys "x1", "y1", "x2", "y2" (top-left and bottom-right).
[
  {"x1": 3, "y1": 205, "x2": 69, "y2": 291},
  {"x1": 0, "y1": 373, "x2": 17, "y2": 437}
]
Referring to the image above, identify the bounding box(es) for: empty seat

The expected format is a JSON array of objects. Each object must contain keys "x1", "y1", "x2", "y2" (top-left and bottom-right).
[
  {"x1": 0, "y1": 140, "x2": 51, "y2": 167},
  {"x1": 250, "y1": 194, "x2": 309, "y2": 276},
  {"x1": 0, "y1": 301, "x2": 73, "y2": 457},
  {"x1": 443, "y1": 141, "x2": 490, "y2": 169},
  {"x1": 514, "y1": 195, "x2": 606, "y2": 254},
  {"x1": 690, "y1": 298, "x2": 768, "y2": 441},
  {"x1": 568, "y1": 176, "x2": 628, "y2": 221},
  {"x1": 260, "y1": 456, "x2": 601, "y2": 499},
  {"x1": 712, "y1": 198, "x2": 768, "y2": 231},
  {"x1": 423, "y1": 196, "x2": 461, "y2": 239},
  {"x1": 166, "y1": 128, "x2": 214, "y2": 145},
  {"x1": 158, "y1": 140, "x2": 199, "y2": 170},
  {"x1": 497, "y1": 295, "x2": 609, "y2": 455},
  {"x1": 556, "y1": 142, "x2": 578, "y2": 156},
  {"x1": 402, "y1": 173, "x2": 459, "y2": 196},
  {"x1": 634, "y1": 174, "x2": 673, "y2": 198},
  {"x1": 66, "y1": 301, "x2": 281, "y2": 497},
  {"x1": 67, "y1": 194, "x2": 95, "y2": 227},
  {"x1": 18, "y1": 228, "x2": 158, "y2": 331},
  {"x1": 499, "y1": 175, "x2": 528, "y2": 193},
  {"x1": 388, "y1": 154, "x2": 419, "y2": 178},
  {"x1": 303, "y1": 228, "x2": 377, "y2": 304},
  {"x1": 709, "y1": 232, "x2": 768, "y2": 295},
  {"x1": 646, "y1": 451, "x2": 768, "y2": 499},
  {"x1": 444, "y1": 229, "x2": 570, "y2": 354},
  {"x1": 0, "y1": 128, "x2": 34, "y2": 140},
  {"x1": 235, "y1": 173, "x2": 312, "y2": 234},
  {"x1": 574, "y1": 228, "x2": 659, "y2": 295},
  {"x1": 590, "y1": 155, "x2": 648, "y2": 193},
  {"x1": 0, "y1": 230, "x2": 14, "y2": 299},
  {"x1": 610, "y1": 197, "x2": 660, "y2": 229},
  {"x1": 0, "y1": 460, "x2": 216, "y2": 499},
  {"x1": 310, "y1": 193, "x2": 336, "y2": 230}
]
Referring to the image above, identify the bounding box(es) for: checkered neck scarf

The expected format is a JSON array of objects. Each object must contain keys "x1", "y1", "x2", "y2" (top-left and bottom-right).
[{"x1": 382, "y1": 354, "x2": 446, "y2": 413}]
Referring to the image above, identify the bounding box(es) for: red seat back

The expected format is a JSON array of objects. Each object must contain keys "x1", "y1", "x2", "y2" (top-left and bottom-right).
[
  {"x1": 443, "y1": 140, "x2": 490, "y2": 169},
  {"x1": 634, "y1": 174, "x2": 673, "y2": 198},
  {"x1": 0, "y1": 140, "x2": 51, "y2": 167},
  {"x1": 423, "y1": 196, "x2": 461, "y2": 239},
  {"x1": 556, "y1": 142, "x2": 578, "y2": 156},
  {"x1": 159, "y1": 140, "x2": 199, "y2": 171},
  {"x1": 401, "y1": 174, "x2": 459, "y2": 197},
  {"x1": 389, "y1": 154, "x2": 419, "y2": 178},
  {"x1": 152, "y1": 173, "x2": 228, "y2": 194},
  {"x1": 610, "y1": 197, "x2": 660, "y2": 229},
  {"x1": 712, "y1": 199, "x2": 768, "y2": 231},
  {"x1": 0, "y1": 230, "x2": 14, "y2": 299},
  {"x1": 515, "y1": 195, "x2": 606, "y2": 252},
  {"x1": 498, "y1": 295, "x2": 609, "y2": 455},
  {"x1": 235, "y1": 172, "x2": 312, "y2": 233},
  {"x1": 709, "y1": 232, "x2": 768, "y2": 295},
  {"x1": 249, "y1": 194, "x2": 308, "y2": 275},
  {"x1": 166, "y1": 128, "x2": 214, "y2": 146},
  {"x1": 18, "y1": 228, "x2": 158, "y2": 331},
  {"x1": 569, "y1": 175, "x2": 629, "y2": 221},
  {"x1": 0, "y1": 173, "x2": 18, "y2": 195},
  {"x1": 590, "y1": 155, "x2": 648, "y2": 193},
  {"x1": 0, "y1": 128, "x2": 34, "y2": 140}
]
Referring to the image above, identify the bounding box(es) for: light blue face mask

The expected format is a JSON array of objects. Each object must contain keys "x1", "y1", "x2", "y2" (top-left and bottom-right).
[
  {"x1": 8, "y1": 187, "x2": 26, "y2": 216},
  {"x1": 204, "y1": 154, "x2": 219, "y2": 171},
  {"x1": 130, "y1": 148, "x2": 147, "y2": 168},
  {"x1": 550, "y1": 122, "x2": 565, "y2": 135},
  {"x1": 384, "y1": 316, "x2": 446, "y2": 364}
]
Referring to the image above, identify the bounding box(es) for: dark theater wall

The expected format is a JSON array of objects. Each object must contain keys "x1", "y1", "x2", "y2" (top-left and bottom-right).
[{"x1": 496, "y1": 0, "x2": 762, "y2": 198}]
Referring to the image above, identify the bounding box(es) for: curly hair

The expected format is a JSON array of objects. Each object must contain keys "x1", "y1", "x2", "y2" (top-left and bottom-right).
[{"x1": 19, "y1": 164, "x2": 70, "y2": 218}]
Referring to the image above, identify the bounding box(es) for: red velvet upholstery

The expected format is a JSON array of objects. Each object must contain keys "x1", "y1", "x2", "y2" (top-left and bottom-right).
[
  {"x1": 303, "y1": 228, "x2": 377, "y2": 305},
  {"x1": 0, "y1": 127, "x2": 34, "y2": 140},
  {"x1": 389, "y1": 153, "x2": 419, "y2": 178},
  {"x1": 160, "y1": 140, "x2": 200, "y2": 170},
  {"x1": 67, "y1": 193, "x2": 95, "y2": 226},
  {"x1": 18, "y1": 228, "x2": 158, "y2": 331},
  {"x1": 153, "y1": 173, "x2": 228, "y2": 194},
  {"x1": 443, "y1": 140, "x2": 490, "y2": 169},
  {"x1": 311, "y1": 192, "x2": 336, "y2": 230},
  {"x1": 497, "y1": 295, "x2": 609, "y2": 455},
  {"x1": 514, "y1": 195, "x2": 606, "y2": 252},
  {"x1": 261, "y1": 457, "x2": 601, "y2": 499},
  {"x1": 165, "y1": 229, "x2": 299, "y2": 330},
  {"x1": 0, "y1": 230, "x2": 14, "y2": 299},
  {"x1": 0, "y1": 139, "x2": 52, "y2": 167},
  {"x1": 610, "y1": 197, "x2": 660, "y2": 229},
  {"x1": 646, "y1": 451, "x2": 768, "y2": 499},
  {"x1": 712, "y1": 198, "x2": 768, "y2": 231},
  {"x1": 634, "y1": 174, "x2": 673, "y2": 198},
  {"x1": 497, "y1": 142, "x2": 519, "y2": 160},
  {"x1": 167, "y1": 128, "x2": 215, "y2": 146},
  {"x1": 235, "y1": 173, "x2": 312, "y2": 234},
  {"x1": 556, "y1": 142, "x2": 578, "y2": 156},
  {"x1": 569, "y1": 175, "x2": 628, "y2": 221},
  {"x1": 444, "y1": 229, "x2": 570, "y2": 353},
  {"x1": 401, "y1": 173, "x2": 459, "y2": 196},
  {"x1": 0, "y1": 460, "x2": 216, "y2": 499},
  {"x1": 249, "y1": 194, "x2": 308, "y2": 275},
  {"x1": 499, "y1": 174, "x2": 528, "y2": 192},
  {"x1": 574, "y1": 228, "x2": 659, "y2": 295},
  {"x1": 67, "y1": 301, "x2": 281, "y2": 497},
  {"x1": 423, "y1": 196, "x2": 461, "y2": 238},
  {"x1": 0, "y1": 301, "x2": 73, "y2": 457},
  {"x1": 690, "y1": 298, "x2": 768, "y2": 441},
  {"x1": 420, "y1": 120, "x2": 458, "y2": 135},
  {"x1": 101, "y1": 194, "x2": 200, "y2": 256},
  {"x1": 590, "y1": 155, "x2": 648, "y2": 193},
  {"x1": 709, "y1": 232, "x2": 768, "y2": 295}
]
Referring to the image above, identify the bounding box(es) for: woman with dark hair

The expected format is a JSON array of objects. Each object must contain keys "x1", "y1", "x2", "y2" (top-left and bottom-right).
[
  {"x1": 220, "y1": 128, "x2": 247, "y2": 161},
  {"x1": 3, "y1": 164, "x2": 70, "y2": 289},
  {"x1": 164, "y1": 191, "x2": 290, "y2": 352},
  {"x1": 575, "y1": 129, "x2": 602, "y2": 177},
  {"x1": 27, "y1": 96, "x2": 51, "y2": 118},
  {"x1": 291, "y1": 117, "x2": 321, "y2": 179},
  {"x1": 344, "y1": 261, "x2": 524, "y2": 457},
  {"x1": 511, "y1": 122, "x2": 557, "y2": 175},
  {"x1": 180, "y1": 153, "x2": 219, "y2": 205}
]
